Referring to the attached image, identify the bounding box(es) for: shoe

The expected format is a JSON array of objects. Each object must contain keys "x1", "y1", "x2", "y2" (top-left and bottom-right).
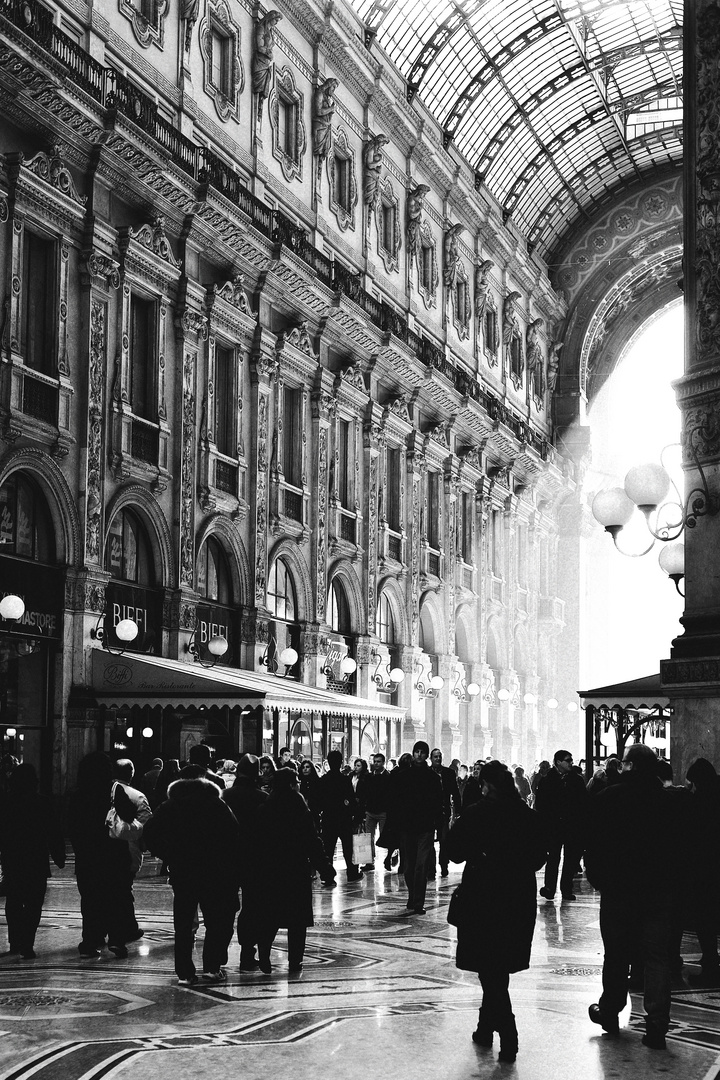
[
  {"x1": 689, "y1": 967, "x2": 720, "y2": 986},
  {"x1": 124, "y1": 929, "x2": 144, "y2": 943},
  {"x1": 497, "y1": 1017, "x2": 518, "y2": 1062},
  {"x1": 642, "y1": 1029, "x2": 667, "y2": 1049},
  {"x1": 78, "y1": 945, "x2": 101, "y2": 958},
  {"x1": 321, "y1": 879, "x2": 337, "y2": 887},
  {"x1": 21, "y1": 950, "x2": 37, "y2": 960},
  {"x1": 288, "y1": 963, "x2": 303, "y2": 973},
  {"x1": 258, "y1": 953, "x2": 272, "y2": 974},
  {"x1": 562, "y1": 893, "x2": 577, "y2": 901},
  {"x1": 202, "y1": 970, "x2": 227, "y2": 983},
  {"x1": 239, "y1": 958, "x2": 260, "y2": 972},
  {"x1": 412, "y1": 907, "x2": 426, "y2": 915},
  {"x1": 347, "y1": 871, "x2": 364, "y2": 882},
  {"x1": 108, "y1": 944, "x2": 129, "y2": 958},
  {"x1": 177, "y1": 975, "x2": 198, "y2": 986},
  {"x1": 539, "y1": 887, "x2": 555, "y2": 900},
  {"x1": 472, "y1": 1027, "x2": 493, "y2": 1048},
  {"x1": 588, "y1": 1003, "x2": 619, "y2": 1035},
  {"x1": 440, "y1": 869, "x2": 449, "y2": 878},
  {"x1": 362, "y1": 864, "x2": 375, "y2": 872}
]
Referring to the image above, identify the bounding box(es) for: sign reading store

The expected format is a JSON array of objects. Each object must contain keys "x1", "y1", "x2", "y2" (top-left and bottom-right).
[
  {"x1": 104, "y1": 582, "x2": 162, "y2": 653},
  {"x1": 0, "y1": 557, "x2": 64, "y2": 640}
]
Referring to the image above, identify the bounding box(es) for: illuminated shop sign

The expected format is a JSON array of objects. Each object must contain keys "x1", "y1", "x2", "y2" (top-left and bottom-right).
[{"x1": 0, "y1": 557, "x2": 64, "y2": 640}]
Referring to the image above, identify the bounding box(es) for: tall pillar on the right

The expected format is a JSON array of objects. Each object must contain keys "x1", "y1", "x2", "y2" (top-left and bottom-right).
[{"x1": 663, "y1": 0, "x2": 720, "y2": 780}]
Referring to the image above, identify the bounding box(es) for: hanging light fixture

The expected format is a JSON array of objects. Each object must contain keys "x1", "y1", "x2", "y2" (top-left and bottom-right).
[
  {"x1": 371, "y1": 650, "x2": 405, "y2": 693},
  {"x1": 259, "y1": 632, "x2": 299, "y2": 678},
  {"x1": 451, "y1": 670, "x2": 480, "y2": 702},
  {"x1": 186, "y1": 619, "x2": 229, "y2": 668},
  {"x1": 90, "y1": 610, "x2": 139, "y2": 654},
  {"x1": 591, "y1": 425, "x2": 719, "y2": 589}
]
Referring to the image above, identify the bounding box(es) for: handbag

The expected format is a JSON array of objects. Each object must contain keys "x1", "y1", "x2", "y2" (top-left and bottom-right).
[
  {"x1": 106, "y1": 782, "x2": 142, "y2": 842},
  {"x1": 352, "y1": 831, "x2": 373, "y2": 865}
]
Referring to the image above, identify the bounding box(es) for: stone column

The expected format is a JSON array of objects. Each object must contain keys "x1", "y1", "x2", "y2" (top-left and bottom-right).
[{"x1": 663, "y1": 0, "x2": 720, "y2": 779}]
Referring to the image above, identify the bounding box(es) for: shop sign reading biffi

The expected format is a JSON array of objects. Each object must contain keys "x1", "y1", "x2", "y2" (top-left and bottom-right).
[
  {"x1": 104, "y1": 583, "x2": 162, "y2": 653},
  {"x1": 195, "y1": 603, "x2": 235, "y2": 665},
  {"x1": 0, "y1": 558, "x2": 63, "y2": 640}
]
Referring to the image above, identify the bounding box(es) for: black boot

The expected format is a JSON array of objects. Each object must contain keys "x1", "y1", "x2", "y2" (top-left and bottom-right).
[
  {"x1": 497, "y1": 1014, "x2": 518, "y2": 1062},
  {"x1": 471, "y1": 1007, "x2": 494, "y2": 1048}
]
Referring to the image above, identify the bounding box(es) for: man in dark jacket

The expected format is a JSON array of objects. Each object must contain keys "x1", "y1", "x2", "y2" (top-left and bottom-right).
[
  {"x1": 534, "y1": 749, "x2": 588, "y2": 901},
  {"x1": 143, "y1": 777, "x2": 240, "y2": 985},
  {"x1": 429, "y1": 748, "x2": 461, "y2": 876},
  {"x1": 319, "y1": 750, "x2": 363, "y2": 881},
  {"x1": 222, "y1": 754, "x2": 268, "y2": 971},
  {"x1": 585, "y1": 743, "x2": 690, "y2": 1049},
  {"x1": 364, "y1": 753, "x2": 392, "y2": 869},
  {"x1": 392, "y1": 741, "x2": 443, "y2": 914}
]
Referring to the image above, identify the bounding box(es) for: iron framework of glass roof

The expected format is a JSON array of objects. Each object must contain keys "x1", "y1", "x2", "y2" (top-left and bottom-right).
[{"x1": 351, "y1": 0, "x2": 683, "y2": 261}]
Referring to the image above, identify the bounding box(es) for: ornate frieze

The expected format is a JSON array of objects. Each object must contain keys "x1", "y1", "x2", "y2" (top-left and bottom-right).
[
  {"x1": 85, "y1": 300, "x2": 106, "y2": 565},
  {"x1": 255, "y1": 392, "x2": 270, "y2": 604}
]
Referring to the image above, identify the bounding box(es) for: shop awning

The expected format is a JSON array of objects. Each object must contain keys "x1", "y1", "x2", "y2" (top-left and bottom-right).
[
  {"x1": 90, "y1": 649, "x2": 405, "y2": 719},
  {"x1": 578, "y1": 673, "x2": 670, "y2": 711}
]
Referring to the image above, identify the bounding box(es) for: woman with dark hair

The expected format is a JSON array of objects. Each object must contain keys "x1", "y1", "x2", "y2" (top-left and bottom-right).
[
  {"x1": 0, "y1": 764, "x2": 65, "y2": 958},
  {"x1": 298, "y1": 759, "x2": 322, "y2": 832},
  {"x1": 685, "y1": 757, "x2": 720, "y2": 984},
  {"x1": 446, "y1": 760, "x2": 547, "y2": 1062},
  {"x1": 255, "y1": 768, "x2": 335, "y2": 973},
  {"x1": 68, "y1": 751, "x2": 137, "y2": 959},
  {"x1": 258, "y1": 755, "x2": 276, "y2": 796}
]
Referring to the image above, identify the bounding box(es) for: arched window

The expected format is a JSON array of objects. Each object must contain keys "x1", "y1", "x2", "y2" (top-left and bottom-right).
[
  {"x1": 375, "y1": 592, "x2": 394, "y2": 643},
  {"x1": 197, "y1": 537, "x2": 232, "y2": 605},
  {"x1": 0, "y1": 474, "x2": 55, "y2": 563},
  {"x1": 328, "y1": 579, "x2": 351, "y2": 634},
  {"x1": 105, "y1": 510, "x2": 154, "y2": 584},
  {"x1": 267, "y1": 558, "x2": 296, "y2": 621}
]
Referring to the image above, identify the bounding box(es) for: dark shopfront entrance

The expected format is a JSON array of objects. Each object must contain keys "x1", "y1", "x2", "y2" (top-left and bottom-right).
[{"x1": 106, "y1": 703, "x2": 244, "y2": 773}]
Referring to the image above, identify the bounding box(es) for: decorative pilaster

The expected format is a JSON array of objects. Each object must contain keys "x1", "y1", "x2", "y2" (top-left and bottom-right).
[{"x1": 363, "y1": 403, "x2": 385, "y2": 635}]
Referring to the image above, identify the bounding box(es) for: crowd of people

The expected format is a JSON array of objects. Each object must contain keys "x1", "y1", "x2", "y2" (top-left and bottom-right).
[{"x1": 0, "y1": 742, "x2": 717, "y2": 1064}]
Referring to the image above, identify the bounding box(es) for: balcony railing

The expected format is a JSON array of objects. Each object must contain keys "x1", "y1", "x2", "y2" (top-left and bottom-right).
[
  {"x1": 284, "y1": 487, "x2": 303, "y2": 522},
  {"x1": 387, "y1": 533, "x2": 402, "y2": 562},
  {"x1": 339, "y1": 513, "x2": 356, "y2": 544},
  {"x1": 427, "y1": 551, "x2": 441, "y2": 577},
  {"x1": 380, "y1": 302, "x2": 408, "y2": 342},
  {"x1": 131, "y1": 418, "x2": 159, "y2": 464},
  {"x1": 215, "y1": 459, "x2": 237, "y2": 494}
]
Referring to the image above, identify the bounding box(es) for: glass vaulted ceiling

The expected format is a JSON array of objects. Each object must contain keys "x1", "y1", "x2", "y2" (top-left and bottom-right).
[{"x1": 351, "y1": 0, "x2": 683, "y2": 262}]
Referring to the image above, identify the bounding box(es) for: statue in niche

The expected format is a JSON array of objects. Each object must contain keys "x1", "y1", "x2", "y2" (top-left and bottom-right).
[
  {"x1": 253, "y1": 10, "x2": 282, "y2": 125},
  {"x1": 181, "y1": 0, "x2": 200, "y2": 52},
  {"x1": 443, "y1": 223, "x2": 464, "y2": 289},
  {"x1": 406, "y1": 183, "x2": 430, "y2": 263},
  {"x1": 363, "y1": 133, "x2": 389, "y2": 210},
  {"x1": 526, "y1": 318, "x2": 544, "y2": 372},
  {"x1": 547, "y1": 341, "x2": 563, "y2": 392},
  {"x1": 502, "y1": 291, "x2": 522, "y2": 353},
  {"x1": 475, "y1": 260, "x2": 494, "y2": 320},
  {"x1": 313, "y1": 78, "x2": 338, "y2": 163}
]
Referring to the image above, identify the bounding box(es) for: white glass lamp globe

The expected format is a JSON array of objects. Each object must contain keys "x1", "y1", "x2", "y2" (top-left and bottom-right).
[
  {"x1": 658, "y1": 543, "x2": 685, "y2": 578},
  {"x1": 142, "y1": 726, "x2": 154, "y2": 738},
  {"x1": 567, "y1": 701, "x2": 578, "y2": 713},
  {"x1": 208, "y1": 635, "x2": 229, "y2": 657},
  {"x1": 591, "y1": 488, "x2": 634, "y2": 530},
  {"x1": 497, "y1": 688, "x2": 510, "y2": 701},
  {"x1": 340, "y1": 656, "x2": 357, "y2": 676},
  {"x1": 523, "y1": 693, "x2": 536, "y2": 705},
  {"x1": 624, "y1": 462, "x2": 671, "y2": 510},
  {"x1": 279, "y1": 646, "x2": 298, "y2": 667},
  {"x1": 430, "y1": 675, "x2": 444, "y2": 691},
  {"x1": 0, "y1": 594, "x2": 25, "y2": 621},
  {"x1": 466, "y1": 682, "x2": 480, "y2": 697},
  {"x1": 547, "y1": 698, "x2": 559, "y2": 709},
  {"x1": 116, "y1": 618, "x2": 139, "y2": 643},
  {"x1": 389, "y1": 667, "x2": 405, "y2": 684}
]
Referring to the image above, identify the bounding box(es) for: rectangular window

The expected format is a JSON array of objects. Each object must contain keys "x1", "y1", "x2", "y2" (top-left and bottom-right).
[
  {"x1": 335, "y1": 156, "x2": 351, "y2": 211},
  {"x1": 510, "y1": 336, "x2": 523, "y2": 382},
  {"x1": 381, "y1": 204, "x2": 395, "y2": 253},
  {"x1": 130, "y1": 294, "x2": 156, "y2": 421},
  {"x1": 421, "y1": 245, "x2": 433, "y2": 292},
  {"x1": 456, "y1": 281, "x2": 467, "y2": 324},
  {"x1": 279, "y1": 98, "x2": 297, "y2": 160},
  {"x1": 485, "y1": 310, "x2": 497, "y2": 353},
  {"x1": 426, "y1": 471, "x2": 440, "y2": 549},
  {"x1": 386, "y1": 447, "x2": 401, "y2": 531},
  {"x1": 283, "y1": 385, "x2": 302, "y2": 488},
  {"x1": 461, "y1": 491, "x2": 472, "y2": 563},
  {"x1": 491, "y1": 509, "x2": 502, "y2": 576},
  {"x1": 215, "y1": 344, "x2": 235, "y2": 458},
  {"x1": 22, "y1": 231, "x2": 55, "y2": 375},
  {"x1": 516, "y1": 522, "x2": 527, "y2": 586},
  {"x1": 337, "y1": 418, "x2": 351, "y2": 509},
  {"x1": 210, "y1": 28, "x2": 231, "y2": 96}
]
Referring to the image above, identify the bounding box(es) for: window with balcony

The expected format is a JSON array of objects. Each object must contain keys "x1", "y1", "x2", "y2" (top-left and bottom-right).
[
  {"x1": 283, "y1": 385, "x2": 302, "y2": 490},
  {"x1": 130, "y1": 294, "x2": 156, "y2": 422},
  {"x1": 22, "y1": 231, "x2": 56, "y2": 377},
  {"x1": 386, "y1": 447, "x2": 401, "y2": 532},
  {"x1": 214, "y1": 344, "x2": 236, "y2": 459},
  {"x1": 425, "y1": 470, "x2": 441, "y2": 551},
  {"x1": 337, "y1": 417, "x2": 351, "y2": 510}
]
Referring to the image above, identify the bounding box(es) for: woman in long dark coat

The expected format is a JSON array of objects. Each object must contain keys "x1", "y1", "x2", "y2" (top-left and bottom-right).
[
  {"x1": 256, "y1": 767, "x2": 335, "y2": 973},
  {"x1": 446, "y1": 760, "x2": 547, "y2": 1063}
]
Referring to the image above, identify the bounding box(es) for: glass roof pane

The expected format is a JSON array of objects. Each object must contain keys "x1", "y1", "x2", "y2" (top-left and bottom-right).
[{"x1": 346, "y1": 0, "x2": 683, "y2": 259}]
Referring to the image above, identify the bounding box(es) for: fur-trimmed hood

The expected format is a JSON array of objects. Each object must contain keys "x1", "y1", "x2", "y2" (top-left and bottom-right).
[{"x1": 167, "y1": 777, "x2": 220, "y2": 803}]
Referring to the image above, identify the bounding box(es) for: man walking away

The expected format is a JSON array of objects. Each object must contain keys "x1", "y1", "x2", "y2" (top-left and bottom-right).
[
  {"x1": 535, "y1": 750, "x2": 587, "y2": 901},
  {"x1": 319, "y1": 750, "x2": 363, "y2": 881},
  {"x1": 392, "y1": 741, "x2": 443, "y2": 914}
]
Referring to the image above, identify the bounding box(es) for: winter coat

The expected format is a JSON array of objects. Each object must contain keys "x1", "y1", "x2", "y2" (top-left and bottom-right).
[
  {"x1": 584, "y1": 772, "x2": 690, "y2": 901},
  {"x1": 446, "y1": 795, "x2": 547, "y2": 974},
  {"x1": 433, "y1": 764, "x2": 461, "y2": 820},
  {"x1": 256, "y1": 788, "x2": 333, "y2": 928},
  {"x1": 318, "y1": 769, "x2": 359, "y2": 825},
  {"x1": 143, "y1": 778, "x2": 240, "y2": 899},
  {"x1": 534, "y1": 765, "x2": 588, "y2": 842},
  {"x1": 68, "y1": 779, "x2": 135, "y2": 879},
  {"x1": 391, "y1": 761, "x2": 443, "y2": 835},
  {"x1": 0, "y1": 792, "x2": 65, "y2": 880},
  {"x1": 222, "y1": 778, "x2": 268, "y2": 887}
]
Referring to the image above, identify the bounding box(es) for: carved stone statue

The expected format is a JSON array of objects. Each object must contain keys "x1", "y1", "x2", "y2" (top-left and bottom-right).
[
  {"x1": 475, "y1": 260, "x2": 494, "y2": 320},
  {"x1": 181, "y1": 0, "x2": 200, "y2": 52},
  {"x1": 547, "y1": 341, "x2": 563, "y2": 392},
  {"x1": 526, "y1": 317, "x2": 544, "y2": 372},
  {"x1": 406, "y1": 183, "x2": 430, "y2": 262},
  {"x1": 443, "y1": 223, "x2": 464, "y2": 289},
  {"x1": 313, "y1": 77, "x2": 338, "y2": 162},
  {"x1": 252, "y1": 11, "x2": 282, "y2": 111},
  {"x1": 502, "y1": 291, "x2": 522, "y2": 350},
  {"x1": 363, "y1": 133, "x2": 389, "y2": 210}
]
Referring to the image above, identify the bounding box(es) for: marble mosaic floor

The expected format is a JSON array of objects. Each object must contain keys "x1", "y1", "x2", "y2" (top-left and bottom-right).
[{"x1": 1, "y1": 851, "x2": 720, "y2": 1080}]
